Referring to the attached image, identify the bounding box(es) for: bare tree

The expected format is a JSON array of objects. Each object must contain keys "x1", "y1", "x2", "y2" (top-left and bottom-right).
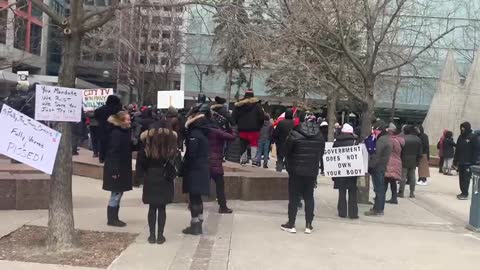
[
  {"x1": 20, "y1": 0, "x2": 213, "y2": 251},
  {"x1": 248, "y1": 0, "x2": 460, "y2": 137}
]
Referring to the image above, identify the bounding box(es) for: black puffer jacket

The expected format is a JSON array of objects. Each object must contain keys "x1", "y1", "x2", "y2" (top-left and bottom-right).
[
  {"x1": 401, "y1": 134, "x2": 422, "y2": 169},
  {"x1": 231, "y1": 97, "x2": 264, "y2": 132},
  {"x1": 443, "y1": 133, "x2": 456, "y2": 159},
  {"x1": 455, "y1": 122, "x2": 475, "y2": 166},
  {"x1": 285, "y1": 122, "x2": 325, "y2": 177}
]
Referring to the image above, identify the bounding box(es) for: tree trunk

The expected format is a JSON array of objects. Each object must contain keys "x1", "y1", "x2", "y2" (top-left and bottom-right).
[
  {"x1": 360, "y1": 90, "x2": 375, "y2": 139},
  {"x1": 390, "y1": 68, "x2": 402, "y2": 122},
  {"x1": 327, "y1": 89, "x2": 338, "y2": 142},
  {"x1": 46, "y1": 31, "x2": 81, "y2": 251},
  {"x1": 226, "y1": 69, "x2": 233, "y2": 109}
]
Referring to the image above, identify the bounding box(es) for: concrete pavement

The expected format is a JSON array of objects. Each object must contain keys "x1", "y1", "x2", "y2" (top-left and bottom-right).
[{"x1": 0, "y1": 169, "x2": 478, "y2": 270}]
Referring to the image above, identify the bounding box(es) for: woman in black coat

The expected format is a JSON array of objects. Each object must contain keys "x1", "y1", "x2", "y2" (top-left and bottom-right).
[
  {"x1": 332, "y1": 124, "x2": 359, "y2": 219},
  {"x1": 182, "y1": 104, "x2": 211, "y2": 235},
  {"x1": 103, "y1": 111, "x2": 133, "y2": 227},
  {"x1": 138, "y1": 120, "x2": 180, "y2": 244}
]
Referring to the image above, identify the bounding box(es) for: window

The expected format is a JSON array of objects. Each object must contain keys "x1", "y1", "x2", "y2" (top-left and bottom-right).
[
  {"x1": 161, "y1": 43, "x2": 170, "y2": 52},
  {"x1": 150, "y1": 57, "x2": 158, "y2": 65},
  {"x1": 151, "y1": 30, "x2": 160, "y2": 38},
  {"x1": 173, "y1": 18, "x2": 183, "y2": 26},
  {"x1": 140, "y1": 55, "x2": 146, "y2": 64},
  {"x1": 174, "y1": 80, "x2": 181, "y2": 90},
  {"x1": 163, "y1": 6, "x2": 172, "y2": 11},
  {"x1": 14, "y1": 18, "x2": 26, "y2": 51},
  {"x1": 141, "y1": 43, "x2": 147, "y2": 51},
  {"x1": 142, "y1": 15, "x2": 149, "y2": 23},
  {"x1": 162, "y1": 31, "x2": 171, "y2": 39},
  {"x1": 150, "y1": 43, "x2": 159, "y2": 51},
  {"x1": 160, "y1": 57, "x2": 168, "y2": 65},
  {"x1": 162, "y1": 17, "x2": 172, "y2": 25},
  {"x1": 30, "y1": 24, "x2": 42, "y2": 55},
  {"x1": 0, "y1": 10, "x2": 7, "y2": 44},
  {"x1": 96, "y1": 0, "x2": 106, "y2": 6},
  {"x1": 175, "y1": 7, "x2": 183, "y2": 12},
  {"x1": 82, "y1": 51, "x2": 93, "y2": 61},
  {"x1": 105, "y1": 53, "x2": 114, "y2": 61},
  {"x1": 152, "y1": 16, "x2": 161, "y2": 24},
  {"x1": 95, "y1": 53, "x2": 104, "y2": 62},
  {"x1": 173, "y1": 58, "x2": 180, "y2": 66}
]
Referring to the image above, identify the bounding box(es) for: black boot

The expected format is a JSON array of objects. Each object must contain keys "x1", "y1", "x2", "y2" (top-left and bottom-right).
[
  {"x1": 182, "y1": 221, "x2": 202, "y2": 235},
  {"x1": 219, "y1": 206, "x2": 233, "y2": 214},
  {"x1": 113, "y1": 206, "x2": 127, "y2": 227},
  {"x1": 107, "y1": 206, "x2": 126, "y2": 227}
]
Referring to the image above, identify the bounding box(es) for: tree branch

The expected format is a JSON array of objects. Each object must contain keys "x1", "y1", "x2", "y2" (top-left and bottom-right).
[
  {"x1": 30, "y1": 0, "x2": 65, "y2": 25},
  {"x1": 374, "y1": 26, "x2": 458, "y2": 76},
  {"x1": 0, "y1": 2, "x2": 17, "y2": 12}
]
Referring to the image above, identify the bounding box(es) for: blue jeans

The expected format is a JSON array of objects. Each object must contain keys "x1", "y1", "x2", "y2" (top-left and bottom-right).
[
  {"x1": 371, "y1": 169, "x2": 386, "y2": 212},
  {"x1": 108, "y1": 192, "x2": 123, "y2": 207},
  {"x1": 255, "y1": 140, "x2": 270, "y2": 164}
]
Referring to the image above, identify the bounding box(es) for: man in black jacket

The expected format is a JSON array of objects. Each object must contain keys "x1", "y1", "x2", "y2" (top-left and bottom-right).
[
  {"x1": 399, "y1": 125, "x2": 422, "y2": 198},
  {"x1": 454, "y1": 122, "x2": 476, "y2": 200},
  {"x1": 273, "y1": 109, "x2": 295, "y2": 172},
  {"x1": 231, "y1": 90, "x2": 265, "y2": 165},
  {"x1": 281, "y1": 112, "x2": 325, "y2": 234}
]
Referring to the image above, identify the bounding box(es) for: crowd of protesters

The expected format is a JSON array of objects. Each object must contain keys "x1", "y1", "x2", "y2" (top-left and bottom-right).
[{"x1": 67, "y1": 88, "x2": 480, "y2": 243}]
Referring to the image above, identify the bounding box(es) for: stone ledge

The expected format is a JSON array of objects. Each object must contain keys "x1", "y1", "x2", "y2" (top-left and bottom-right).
[{"x1": 0, "y1": 173, "x2": 50, "y2": 210}]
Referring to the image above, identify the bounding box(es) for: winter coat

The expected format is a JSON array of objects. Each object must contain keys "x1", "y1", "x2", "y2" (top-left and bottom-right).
[
  {"x1": 401, "y1": 134, "x2": 422, "y2": 169},
  {"x1": 183, "y1": 114, "x2": 210, "y2": 195},
  {"x1": 231, "y1": 97, "x2": 264, "y2": 132},
  {"x1": 369, "y1": 132, "x2": 392, "y2": 172},
  {"x1": 385, "y1": 135, "x2": 405, "y2": 181},
  {"x1": 437, "y1": 130, "x2": 447, "y2": 158},
  {"x1": 285, "y1": 122, "x2": 326, "y2": 177},
  {"x1": 443, "y1": 137, "x2": 456, "y2": 159},
  {"x1": 164, "y1": 109, "x2": 182, "y2": 149},
  {"x1": 208, "y1": 126, "x2": 235, "y2": 176},
  {"x1": 138, "y1": 129, "x2": 179, "y2": 205},
  {"x1": 273, "y1": 118, "x2": 295, "y2": 157},
  {"x1": 332, "y1": 133, "x2": 358, "y2": 189},
  {"x1": 419, "y1": 132, "x2": 430, "y2": 158},
  {"x1": 102, "y1": 116, "x2": 133, "y2": 193},
  {"x1": 455, "y1": 122, "x2": 475, "y2": 166},
  {"x1": 259, "y1": 120, "x2": 273, "y2": 141}
]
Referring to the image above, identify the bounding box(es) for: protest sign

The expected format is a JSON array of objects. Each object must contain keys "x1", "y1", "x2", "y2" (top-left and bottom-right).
[
  {"x1": 35, "y1": 85, "x2": 82, "y2": 122},
  {"x1": 0, "y1": 104, "x2": 62, "y2": 175},
  {"x1": 157, "y1": 91, "x2": 184, "y2": 109},
  {"x1": 82, "y1": 88, "x2": 113, "y2": 111},
  {"x1": 323, "y1": 145, "x2": 365, "y2": 177}
]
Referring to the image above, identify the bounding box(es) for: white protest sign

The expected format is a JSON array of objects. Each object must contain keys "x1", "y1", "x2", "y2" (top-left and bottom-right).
[
  {"x1": 157, "y1": 90, "x2": 184, "y2": 109},
  {"x1": 0, "y1": 104, "x2": 62, "y2": 175},
  {"x1": 35, "y1": 85, "x2": 83, "y2": 122},
  {"x1": 323, "y1": 145, "x2": 365, "y2": 177},
  {"x1": 82, "y1": 88, "x2": 113, "y2": 111}
]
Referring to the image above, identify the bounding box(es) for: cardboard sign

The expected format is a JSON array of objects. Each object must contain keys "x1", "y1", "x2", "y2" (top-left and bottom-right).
[
  {"x1": 82, "y1": 88, "x2": 113, "y2": 111},
  {"x1": 323, "y1": 145, "x2": 365, "y2": 177},
  {"x1": 157, "y1": 91, "x2": 184, "y2": 109},
  {"x1": 35, "y1": 85, "x2": 83, "y2": 122},
  {"x1": 0, "y1": 104, "x2": 62, "y2": 175}
]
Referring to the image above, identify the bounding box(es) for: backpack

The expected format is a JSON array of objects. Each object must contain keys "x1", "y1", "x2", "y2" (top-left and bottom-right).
[{"x1": 212, "y1": 111, "x2": 228, "y2": 129}]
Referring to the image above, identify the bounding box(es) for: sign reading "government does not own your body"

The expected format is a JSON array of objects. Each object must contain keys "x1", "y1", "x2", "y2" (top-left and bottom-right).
[{"x1": 323, "y1": 145, "x2": 365, "y2": 177}]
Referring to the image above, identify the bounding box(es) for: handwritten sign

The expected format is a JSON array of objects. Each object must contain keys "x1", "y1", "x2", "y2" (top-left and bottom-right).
[
  {"x1": 0, "y1": 104, "x2": 61, "y2": 175},
  {"x1": 83, "y1": 88, "x2": 113, "y2": 111},
  {"x1": 35, "y1": 85, "x2": 82, "y2": 122},
  {"x1": 323, "y1": 145, "x2": 365, "y2": 177},
  {"x1": 157, "y1": 90, "x2": 184, "y2": 109}
]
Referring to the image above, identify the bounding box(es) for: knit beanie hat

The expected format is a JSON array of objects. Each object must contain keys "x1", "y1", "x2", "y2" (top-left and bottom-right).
[
  {"x1": 215, "y1": 96, "x2": 226, "y2": 104},
  {"x1": 341, "y1": 123, "x2": 354, "y2": 134},
  {"x1": 244, "y1": 89, "x2": 254, "y2": 99}
]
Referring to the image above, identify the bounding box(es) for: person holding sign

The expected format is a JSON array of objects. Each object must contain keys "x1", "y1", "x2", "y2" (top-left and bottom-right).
[
  {"x1": 103, "y1": 111, "x2": 133, "y2": 227},
  {"x1": 281, "y1": 111, "x2": 325, "y2": 234},
  {"x1": 332, "y1": 123, "x2": 359, "y2": 219}
]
